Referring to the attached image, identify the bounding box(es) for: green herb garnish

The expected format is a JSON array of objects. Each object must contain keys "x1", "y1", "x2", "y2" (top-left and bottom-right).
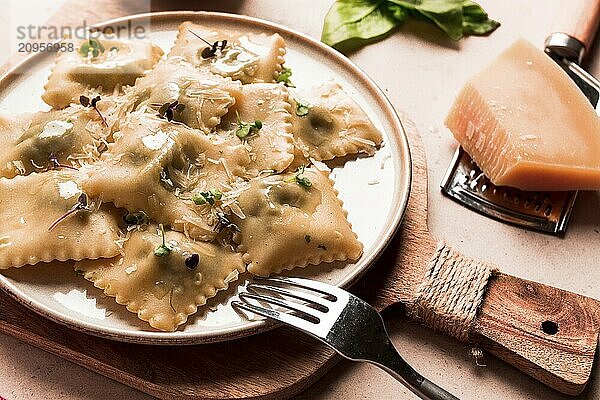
[
  {"x1": 79, "y1": 38, "x2": 105, "y2": 58},
  {"x1": 276, "y1": 66, "x2": 295, "y2": 87},
  {"x1": 235, "y1": 111, "x2": 262, "y2": 140},
  {"x1": 154, "y1": 224, "x2": 171, "y2": 257},
  {"x1": 48, "y1": 153, "x2": 78, "y2": 171},
  {"x1": 48, "y1": 193, "x2": 91, "y2": 231},
  {"x1": 285, "y1": 165, "x2": 312, "y2": 188},
  {"x1": 123, "y1": 211, "x2": 149, "y2": 226},
  {"x1": 304, "y1": 235, "x2": 311, "y2": 243},
  {"x1": 80, "y1": 95, "x2": 108, "y2": 127},
  {"x1": 321, "y1": 0, "x2": 500, "y2": 52},
  {"x1": 153, "y1": 101, "x2": 186, "y2": 122},
  {"x1": 192, "y1": 189, "x2": 222, "y2": 206},
  {"x1": 295, "y1": 99, "x2": 310, "y2": 117}
]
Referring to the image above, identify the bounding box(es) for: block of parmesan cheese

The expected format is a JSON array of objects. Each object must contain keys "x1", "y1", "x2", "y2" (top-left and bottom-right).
[{"x1": 445, "y1": 38, "x2": 600, "y2": 191}]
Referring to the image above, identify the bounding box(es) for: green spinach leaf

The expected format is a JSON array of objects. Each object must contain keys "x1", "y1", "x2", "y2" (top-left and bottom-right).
[
  {"x1": 322, "y1": 0, "x2": 499, "y2": 50},
  {"x1": 462, "y1": 1, "x2": 500, "y2": 35},
  {"x1": 322, "y1": 0, "x2": 404, "y2": 51}
]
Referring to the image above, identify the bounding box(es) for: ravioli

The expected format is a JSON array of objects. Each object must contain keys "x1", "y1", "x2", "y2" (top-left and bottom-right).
[
  {"x1": 232, "y1": 167, "x2": 363, "y2": 276},
  {"x1": 130, "y1": 57, "x2": 242, "y2": 131},
  {"x1": 219, "y1": 83, "x2": 294, "y2": 173},
  {"x1": 0, "y1": 105, "x2": 113, "y2": 178},
  {"x1": 75, "y1": 226, "x2": 245, "y2": 331},
  {"x1": 0, "y1": 24, "x2": 380, "y2": 332},
  {"x1": 43, "y1": 36, "x2": 164, "y2": 108},
  {"x1": 0, "y1": 171, "x2": 121, "y2": 269},
  {"x1": 290, "y1": 82, "x2": 383, "y2": 162},
  {"x1": 169, "y1": 22, "x2": 286, "y2": 84},
  {"x1": 82, "y1": 112, "x2": 250, "y2": 240}
]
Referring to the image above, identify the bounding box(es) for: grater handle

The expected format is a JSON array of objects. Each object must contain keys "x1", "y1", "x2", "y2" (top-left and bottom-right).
[
  {"x1": 552, "y1": 0, "x2": 600, "y2": 54},
  {"x1": 471, "y1": 272, "x2": 600, "y2": 396}
]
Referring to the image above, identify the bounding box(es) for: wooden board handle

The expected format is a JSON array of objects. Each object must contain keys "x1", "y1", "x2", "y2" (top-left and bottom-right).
[
  {"x1": 409, "y1": 242, "x2": 600, "y2": 395},
  {"x1": 471, "y1": 273, "x2": 600, "y2": 396},
  {"x1": 553, "y1": 0, "x2": 600, "y2": 51}
]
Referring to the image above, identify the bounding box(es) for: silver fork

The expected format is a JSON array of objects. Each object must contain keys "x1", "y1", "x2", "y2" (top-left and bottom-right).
[{"x1": 232, "y1": 276, "x2": 459, "y2": 400}]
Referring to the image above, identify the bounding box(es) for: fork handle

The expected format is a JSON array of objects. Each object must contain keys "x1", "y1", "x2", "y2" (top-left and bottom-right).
[{"x1": 375, "y1": 340, "x2": 459, "y2": 400}]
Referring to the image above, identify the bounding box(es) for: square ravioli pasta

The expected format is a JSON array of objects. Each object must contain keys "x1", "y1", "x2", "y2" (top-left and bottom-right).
[
  {"x1": 43, "y1": 36, "x2": 163, "y2": 108},
  {"x1": 0, "y1": 170, "x2": 121, "y2": 269},
  {"x1": 232, "y1": 167, "x2": 363, "y2": 276},
  {"x1": 169, "y1": 21, "x2": 286, "y2": 84},
  {"x1": 219, "y1": 83, "x2": 294, "y2": 173},
  {"x1": 81, "y1": 112, "x2": 251, "y2": 240},
  {"x1": 0, "y1": 103, "x2": 117, "y2": 179},
  {"x1": 129, "y1": 57, "x2": 242, "y2": 131},
  {"x1": 75, "y1": 225, "x2": 245, "y2": 331},
  {"x1": 289, "y1": 81, "x2": 383, "y2": 165}
]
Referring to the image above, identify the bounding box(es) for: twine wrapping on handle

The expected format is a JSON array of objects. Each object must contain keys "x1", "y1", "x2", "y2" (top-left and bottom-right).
[{"x1": 406, "y1": 241, "x2": 497, "y2": 342}]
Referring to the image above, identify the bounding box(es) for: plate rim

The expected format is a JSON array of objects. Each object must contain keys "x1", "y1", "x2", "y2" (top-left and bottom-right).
[{"x1": 0, "y1": 10, "x2": 412, "y2": 345}]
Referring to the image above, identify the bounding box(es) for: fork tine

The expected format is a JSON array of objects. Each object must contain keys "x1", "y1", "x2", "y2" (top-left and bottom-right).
[
  {"x1": 232, "y1": 300, "x2": 319, "y2": 334},
  {"x1": 239, "y1": 292, "x2": 324, "y2": 322},
  {"x1": 255, "y1": 276, "x2": 348, "y2": 299},
  {"x1": 231, "y1": 300, "x2": 279, "y2": 320},
  {"x1": 247, "y1": 282, "x2": 331, "y2": 311}
]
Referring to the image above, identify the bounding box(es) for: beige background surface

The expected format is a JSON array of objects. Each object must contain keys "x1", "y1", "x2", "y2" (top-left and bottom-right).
[{"x1": 1, "y1": 0, "x2": 600, "y2": 399}]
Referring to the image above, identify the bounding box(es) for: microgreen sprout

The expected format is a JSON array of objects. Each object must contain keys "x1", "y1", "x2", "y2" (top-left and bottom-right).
[
  {"x1": 123, "y1": 210, "x2": 149, "y2": 226},
  {"x1": 276, "y1": 66, "x2": 295, "y2": 87},
  {"x1": 168, "y1": 288, "x2": 176, "y2": 312},
  {"x1": 48, "y1": 193, "x2": 91, "y2": 231},
  {"x1": 154, "y1": 224, "x2": 171, "y2": 257},
  {"x1": 295, "y1": 99, "x2": 310, "y2": 116},
  {"x1": 192, "y1": 189, "x2": 222, "y2": 206},
  {"x1": 235, "y1": 111, "x2": 262, "y2": 140},
  {"x1": 79, "y1": 38, "x2": 105, "y2": 58},
  {"x1": 215, "y1": 212, "x2": 240, "y2": 233},
  {"x1": 152, "y1": 101, "x2": 186, "y2": 122},
  {"x1": 48, "y1": 153, "x2": 78, "y2": 171},
  {"x1": 285, "y1": 165, "x2": 312, "y2": 188},
  {"x1": 185, "y1": 253, "x2": 200, "y2": 270},
  {"x1": 80, "y1": 95, "x2": 108, "y2": 127},
  {"x1": 187, "y1": 29, "x2": 228, "y2": 59},
  {"x1": 159, "y1": 169, "x2": 174, "y2": 189}
]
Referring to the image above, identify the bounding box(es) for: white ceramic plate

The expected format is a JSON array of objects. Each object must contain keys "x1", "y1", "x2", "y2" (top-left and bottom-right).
[{"x1": 0, "y1": 12, "x2": 411, "y2": 345}]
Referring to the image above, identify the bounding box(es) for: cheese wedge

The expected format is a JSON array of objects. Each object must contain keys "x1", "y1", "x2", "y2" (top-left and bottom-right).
[{"x1": 445, "y1": 38, "x2": 600, "y2": 191}]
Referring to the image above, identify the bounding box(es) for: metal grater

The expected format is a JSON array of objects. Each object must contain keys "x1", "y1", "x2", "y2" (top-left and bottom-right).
[
  {"x1": 441, "y1": 32, "x2": 600, "y2": 236},
  {"x1": 441, "y1": 147, "x2": 577, "y2": 235}
]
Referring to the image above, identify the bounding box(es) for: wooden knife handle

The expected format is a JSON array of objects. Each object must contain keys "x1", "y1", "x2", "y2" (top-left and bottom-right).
[
  {"x1": 553, "y1": 0, "x2": 600, "y2": 51},
  {"x1": 471, "y1": 273, "x2": 600, "y2": 396}
]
